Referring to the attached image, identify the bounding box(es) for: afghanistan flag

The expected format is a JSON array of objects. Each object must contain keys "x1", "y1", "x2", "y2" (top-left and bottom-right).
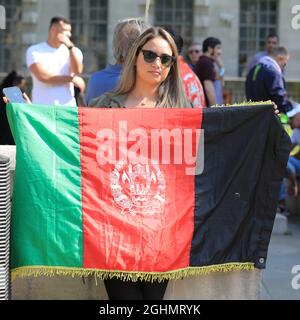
[{"x1": 6, "y1": 102, "x2": 290, "y2": 281}]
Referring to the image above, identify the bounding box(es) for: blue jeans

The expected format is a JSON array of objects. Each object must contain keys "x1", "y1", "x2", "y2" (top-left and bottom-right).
[
  {"x1": 279, "y1": 156, "x2": 300, "y2": 200},
  {"x1": 287, "y1": 156, "x2": 300, "y2": 176}
]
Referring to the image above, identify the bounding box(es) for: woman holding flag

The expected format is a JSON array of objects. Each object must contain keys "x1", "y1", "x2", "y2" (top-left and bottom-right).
[
  {"x1": 89, "y1": 27, "x2": 190, "y2": 109},
  {"x1": 90, "y1": 27, "x2": 191, "y2": 299}
]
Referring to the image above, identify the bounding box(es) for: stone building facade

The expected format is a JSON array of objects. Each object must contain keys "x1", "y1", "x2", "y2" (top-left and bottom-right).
[{"x1": 0, "y1": 0, "x2": 299, "y2": 81}]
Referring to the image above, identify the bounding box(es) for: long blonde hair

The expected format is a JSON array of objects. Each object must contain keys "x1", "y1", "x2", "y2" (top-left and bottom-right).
[{"x1": 112, "y1": 27, "x2": 190, "y2": 108}]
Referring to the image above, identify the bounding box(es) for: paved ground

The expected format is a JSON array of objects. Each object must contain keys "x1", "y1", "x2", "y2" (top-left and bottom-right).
[{"x1": 261, "y1": 216, "x2": 300, "y2": 300}]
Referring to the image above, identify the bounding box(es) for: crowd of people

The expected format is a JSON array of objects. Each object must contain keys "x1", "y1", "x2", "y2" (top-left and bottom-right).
[{"x1": 1, "y1": 15, "x2": 300, "y2": 299}]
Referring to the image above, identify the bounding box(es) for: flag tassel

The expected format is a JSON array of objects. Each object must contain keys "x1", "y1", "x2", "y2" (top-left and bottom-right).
[{"x1": 11, "y1": 263, "x2": 255, "y2": 283}]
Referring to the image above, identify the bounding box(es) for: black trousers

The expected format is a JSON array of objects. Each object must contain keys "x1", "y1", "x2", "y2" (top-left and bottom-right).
[{"x1": 104, "y1": 279, "x2": 168, "y2": 300}]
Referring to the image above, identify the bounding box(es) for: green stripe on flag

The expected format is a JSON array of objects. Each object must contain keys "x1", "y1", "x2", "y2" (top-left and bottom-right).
[{"x1": 6, "y1": 103, "x2": 83, "y2": 268}]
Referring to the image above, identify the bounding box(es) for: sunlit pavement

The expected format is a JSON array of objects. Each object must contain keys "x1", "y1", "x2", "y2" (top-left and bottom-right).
[{"x1": 261, "y1": 216, "x2": 300, "y2": 300}]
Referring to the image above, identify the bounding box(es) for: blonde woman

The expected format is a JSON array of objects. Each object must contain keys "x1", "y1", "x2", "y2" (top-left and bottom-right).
[
  {"x1": 89, "y1": 27, "x2": 190, "y2": 300},
  {"x1": 89, "y1": 27, "x2": 190, "y2": 109}
]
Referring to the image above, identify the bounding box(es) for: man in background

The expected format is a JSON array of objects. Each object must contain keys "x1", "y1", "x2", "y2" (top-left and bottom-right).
[
  {"x1": 166, "y1": 28, "x2": 206, "y2": 108},
  {"x1": 187, "y1": 42, "x2": 202, "y2": 70},
  {"x1": 86, "y1": 18, "x2": 149, "y2": 105},
  {"x1": 246, "y1": 46, "x2": 293, "y2": 114},
  {"x1": 246, "y1": 33, "x2": 279, "y2": 75},
  {"x1": 26, "y1": 16, "x2": 83, "y2": 106},
  {"x1": 194, "y1": 37, "x2": 222, "y2": 107}
]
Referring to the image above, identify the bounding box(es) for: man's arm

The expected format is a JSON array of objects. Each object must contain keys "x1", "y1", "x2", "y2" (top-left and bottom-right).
[
  {"x1": 57, "y1": 34, "x2": 83, "y2": 74},
  {"x1": 203, "y1": 80, "x2": 217, "y2": 106},
  {"x1": 29, "y1": 63, "x2": 74, "y2": 85},
  {"x1": 265, "y1": 71, "x2": 293, "y2": 113},
  {"x1": 68, "y1": 47, "x2": 83, "y2": 74},
  {"x1": 194, "y1": 58, "x2": 216, "y2": 107}
]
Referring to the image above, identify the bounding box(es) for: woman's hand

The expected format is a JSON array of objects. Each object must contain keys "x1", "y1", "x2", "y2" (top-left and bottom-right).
[
  {"x1": 72, "y1": 76, "x2": 86, "y2": 93},
  {"x1": 272, "y1": 102, "x2": 280, "y2": 116},
  {"x1": 288, "y1": 176, "x2": 298, "y2": 197},
  {"x1": 22, "y1": 92, "x2": 32, "y2": 103}
]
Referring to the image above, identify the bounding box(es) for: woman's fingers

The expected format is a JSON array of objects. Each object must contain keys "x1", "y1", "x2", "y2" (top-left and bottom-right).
[
  {"x1": 272, "y1": 102, "x2": 280, "y2": 116},
  {"x1": 23, "y1": 93, "x2": 32, "y2": 104}
]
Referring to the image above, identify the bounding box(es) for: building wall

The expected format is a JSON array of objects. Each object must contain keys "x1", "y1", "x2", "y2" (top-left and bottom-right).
[
  {"x1": 278, "y1": 0, "x2": 300, "y2": 80},
  {"x1": 195, "y1": 0, "x2": 240, "y2": 77},
  {"x1": 106, "y1": 0, "x2": 146, "y2": 64},
  {"x1": 118, "y1": 0, "x2": 241, "y2": 77},
  {"x1": 2, "y1": 0, "x2": 300, "y2": 80},
  {"x1": 105, "y1": 0, "x2": 239, "y2": 78},
  {"x1": 191, "y1": 0, "x2": 300, "y2": 79},
  {"x1": 35, "y1": 0, "x2": 69, "y2": 43},
  {"x1": 20, "y1": 0, "x2": 69, "y2": 74}
]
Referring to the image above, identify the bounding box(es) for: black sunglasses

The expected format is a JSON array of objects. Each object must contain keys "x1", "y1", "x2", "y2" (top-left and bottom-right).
[{"x1": 140, "y1": 49, "x2": 175, "y2": 67}]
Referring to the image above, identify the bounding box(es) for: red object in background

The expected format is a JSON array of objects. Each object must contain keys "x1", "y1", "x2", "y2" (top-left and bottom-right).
[{"x1": 178, "y1": 56, "x2": 206, "y2": 108}]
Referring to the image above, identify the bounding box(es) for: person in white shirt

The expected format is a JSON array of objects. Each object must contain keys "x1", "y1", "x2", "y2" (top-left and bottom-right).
[{"x1": 26, "y1": 16, "x2": 83, "y2": 106}]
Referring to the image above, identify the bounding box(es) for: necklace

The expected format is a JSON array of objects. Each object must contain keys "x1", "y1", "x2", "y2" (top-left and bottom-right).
[{"x1": 130, "y1": 93, "x2": 158, "y2": 108}]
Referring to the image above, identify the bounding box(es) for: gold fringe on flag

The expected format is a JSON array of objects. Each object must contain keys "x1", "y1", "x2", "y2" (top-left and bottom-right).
[
  {"x1": 11, "y1": 262, "x2": 255, "y2": 282},
  {"x1": 211, "y1": 100, "x2": 273, "y2": 108}
]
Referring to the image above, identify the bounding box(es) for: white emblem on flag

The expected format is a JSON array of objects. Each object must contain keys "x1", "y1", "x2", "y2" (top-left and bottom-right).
[{"x1": 110, "y1": 161, "x2": 166, "y2": 215}]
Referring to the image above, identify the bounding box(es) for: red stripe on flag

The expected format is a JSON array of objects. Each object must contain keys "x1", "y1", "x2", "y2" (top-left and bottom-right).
[{"x1": 79, "y1": 108, "x2": 203, "y2": 272}]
